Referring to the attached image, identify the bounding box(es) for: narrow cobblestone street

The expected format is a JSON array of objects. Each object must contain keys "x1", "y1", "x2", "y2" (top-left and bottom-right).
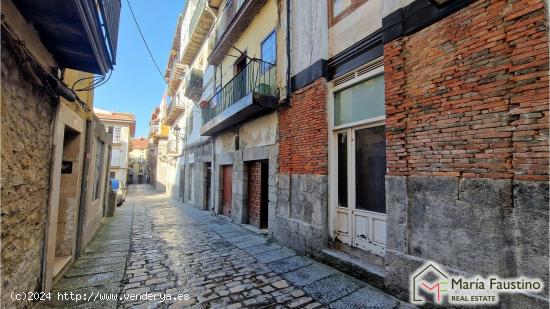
[{"x1": 37, "y1": 185, "x2": 411, "y2": 309}]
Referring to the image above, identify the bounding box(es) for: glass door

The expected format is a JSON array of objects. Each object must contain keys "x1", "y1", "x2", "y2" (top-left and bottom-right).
[{"x1": 336, "y1": 124, "x2": 387, "y2": 254}]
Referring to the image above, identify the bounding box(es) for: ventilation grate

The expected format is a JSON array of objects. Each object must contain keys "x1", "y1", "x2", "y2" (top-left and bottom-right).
[
  {"x1": 333, "y1": 58, "x2": 384, "y2": 87},
  {"x1": 333, "y1": 71, "x2": 355, "y2": 87}
]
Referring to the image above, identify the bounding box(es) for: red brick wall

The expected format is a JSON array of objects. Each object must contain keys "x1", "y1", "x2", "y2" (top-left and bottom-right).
[
  {"x1": 279, "y1": 79, "x2": 328, "y2": 175},
  {"x1": 384, "y1": 0, "x2": 549, "y2": 181},
  {"x1": 247, "y1": 162, "x2": 262, "y2": 227}
]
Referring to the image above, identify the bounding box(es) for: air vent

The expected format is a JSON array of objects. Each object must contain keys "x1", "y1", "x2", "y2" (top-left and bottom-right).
[
  {"x1": 333, "y1": 72, "x2": 355, "y2": 87},
  {"x1": 333, "y1": 58, "x2": 384, "y2": 87},
  {"x1": 357, "y1": 58, "x2": 384, "y2": 77}
]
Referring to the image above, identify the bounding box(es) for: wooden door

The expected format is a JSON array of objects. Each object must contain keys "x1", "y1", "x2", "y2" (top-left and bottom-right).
[
  {"x1": 222, "y1": 165, "x2": 233, "y2": 217},
  {"x1": 335, "y1": 124, "x2": 387, "y2": 255}
]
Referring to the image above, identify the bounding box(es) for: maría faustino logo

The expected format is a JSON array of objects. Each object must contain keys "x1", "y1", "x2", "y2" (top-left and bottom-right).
[{"x1": 410, "y1": 262, "x2": 544, "y2": 305}]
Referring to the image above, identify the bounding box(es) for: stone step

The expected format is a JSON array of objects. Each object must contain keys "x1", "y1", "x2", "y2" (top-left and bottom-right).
[{"x1": 318, "y1": 248, "x2": 386, "y2": 290}]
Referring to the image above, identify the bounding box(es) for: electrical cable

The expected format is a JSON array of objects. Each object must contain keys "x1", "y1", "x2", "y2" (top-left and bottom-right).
[
  {"x1": 125, "y1": 0, "x2": 169, "y2": 88},
  {"x1": 76, "y1": 70, "x2": 113, "y2": 91},
  {"x1": 71, "y1": 75, "x2": 103, "y2": 90}
]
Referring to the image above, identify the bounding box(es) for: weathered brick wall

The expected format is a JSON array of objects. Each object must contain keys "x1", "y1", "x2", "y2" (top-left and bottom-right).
[
  {"x1": 385, "y1": 0, "x2": 549, "y2": 180},
  {"x1": 1, "y1": 38, "x2": 55, "y2": 308},
  {"x1": 247, "y1": 162, "x2": 262, "y2": 227},
  {"x1": 274, "y1": 78, "x2": 329, "y2": 255},
  {"x1": 278, "y1": 79, "x2": 328, "y2": 175}
]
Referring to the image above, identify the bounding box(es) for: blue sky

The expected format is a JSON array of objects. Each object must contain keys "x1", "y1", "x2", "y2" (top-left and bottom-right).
[{"x1": 94, "y1": 0, "x2": 185, "y2": 137}]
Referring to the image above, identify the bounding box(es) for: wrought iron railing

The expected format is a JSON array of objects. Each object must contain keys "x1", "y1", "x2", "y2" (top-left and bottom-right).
[{"x1": 202, "y1": 60, "x2": 277, "y2": 124}]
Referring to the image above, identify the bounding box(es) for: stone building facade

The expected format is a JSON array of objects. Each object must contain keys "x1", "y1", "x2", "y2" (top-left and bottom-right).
[
  {"x1": 1, "y1": 32, "x2": 56, "y2": 308},
  {"x1": 128, "y1": 138, "x2": 149, "y2": 184},
  {"x1": 153, "y1": 0, "x2": 549, "y2": 307},
  {"x1": 94, "y1": 110, "x2": 136, "y2": 186},
  {"x1": 1, "y1": 1, "x2": 120, "y2": 307}
]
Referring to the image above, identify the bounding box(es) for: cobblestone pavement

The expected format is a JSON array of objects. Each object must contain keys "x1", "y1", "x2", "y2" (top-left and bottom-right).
[{"x1": 38, "y1": 185, "x2": 413, "y2": 309}]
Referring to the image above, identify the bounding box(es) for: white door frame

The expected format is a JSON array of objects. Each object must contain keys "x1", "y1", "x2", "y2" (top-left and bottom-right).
[
  {"x1": 334, "y1": 120, "x2": 386, "y2": 256},
  {"x1": 327, "y1": 59, "x2": 386, "y2": 257}
]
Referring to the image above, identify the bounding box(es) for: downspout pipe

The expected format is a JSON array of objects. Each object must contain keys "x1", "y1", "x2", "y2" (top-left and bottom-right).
[{"x1": 285, "y1": 0, "x2": 291, "y2": 105}]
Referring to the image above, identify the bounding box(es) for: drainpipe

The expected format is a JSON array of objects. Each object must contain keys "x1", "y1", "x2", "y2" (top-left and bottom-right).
[
  {"x1": 285, "y1": 0, "x2": 291, "y2": 105},
  {"x1": 211, "y1": 136, "x2": 215, "y2": 213}
]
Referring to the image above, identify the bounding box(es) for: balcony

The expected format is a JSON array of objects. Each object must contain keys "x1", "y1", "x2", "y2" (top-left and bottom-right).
[
  {"x1": 183, "y1": 68, "x2": 204, "y2": 102},
  {"x1": 181, "y1": 0, "x2": 216, "y2": 66},
  {"x1": 164, "y1": 96, "x2": 186, "y2": 125},
  {"x1": 167, "y1": 62, "x2": 187, "y2": 96},
  {"x1": 209, "y1": 0, "x2": 268, "y2": 65},
  {"x1": 151, "y1": 124, "x2": 169, "y2": 143},
  {"x1": 14, "y1": 0, "x2": 121, "y2": 75},
  {"x1": 165, "y1": 15, "x2": 185, "y2": 96},
  {"x1": 201, "y1": 60, "x2": 277, "y2": 136}
]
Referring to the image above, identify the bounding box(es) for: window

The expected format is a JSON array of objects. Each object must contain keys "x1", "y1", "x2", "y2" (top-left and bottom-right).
[
  {"x1": 93, "y1": 139, "x2": 105, "y2": 201},
  {"x1": 139, "y1": 165, "x2": 143, "y2": 173},
  {"x1": 111, "y1": 149, "x2": 120, "y2": 166},
  {"x1": 261, "y1": 30, "x2": 276, "y2": 71},
  {"x1": 329, "y1": 0, "x2": 368, "y2": 26},
  {"x1": 113, "y1": 126, "x2": 121, "y2": 143},
  {"x1": 337, "y1": 132, "x2": 348, "y2": 207},
  {"x1": 334, "y1": 74, "x2": 385, "y2": 126},
  {"x1": 354, "y1": 126, "x2": 386, "y2": 213},
  {"x1": 110, "y1": 171, "x2": 116, "y2": 179}
]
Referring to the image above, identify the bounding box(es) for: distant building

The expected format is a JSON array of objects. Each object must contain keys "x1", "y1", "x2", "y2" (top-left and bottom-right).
[
  {"x1": 128, "y1": 138, "x2": 149, "y2": 184},
  {"x1": 94, "y1": 109, "x2": 136, "y2": 186}
]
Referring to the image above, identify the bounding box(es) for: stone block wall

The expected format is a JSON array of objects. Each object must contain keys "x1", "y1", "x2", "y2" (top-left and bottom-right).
[
  {"x1": 274, "y1": 78, "x2": 329, "y2": 255},
  {"x1": 383, "y1": 0, "x2": 549, "y2": 306},
  {"x1": 211, "y1": 144, "x2": 278, "y2": 231},
  {"x1": 1, "y1": 38, "x2": 56, "y2": 308},
  {"x1": 182, "y1": 141, "x2": 213, "y2": 210}
]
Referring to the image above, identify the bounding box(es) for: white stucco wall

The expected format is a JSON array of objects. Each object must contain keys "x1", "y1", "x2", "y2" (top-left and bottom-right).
[
  {"x1": 291, "y1": 0, "x2": 329, "y2": 74},
  {"x1": 328, "y1": 0, "x2": 383, "y2": 57}
]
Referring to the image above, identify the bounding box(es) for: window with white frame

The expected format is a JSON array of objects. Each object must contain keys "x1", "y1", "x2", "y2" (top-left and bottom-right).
[
  {"x1": 333, "y1": 67, "x2": 387, "y2": 254},
  {"x1": 113, "y1": 126, "x2": 122, "y2": 143}
]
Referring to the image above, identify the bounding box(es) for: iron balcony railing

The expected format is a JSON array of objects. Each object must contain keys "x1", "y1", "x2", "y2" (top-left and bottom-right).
[{"x1": 202, "y1": 59, "x2": 277, "y2": 125}]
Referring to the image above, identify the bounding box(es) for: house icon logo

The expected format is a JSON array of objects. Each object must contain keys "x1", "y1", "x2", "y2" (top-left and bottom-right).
[{"x1": 410, "y1": 262, "x2": 449, "y2": 305}]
